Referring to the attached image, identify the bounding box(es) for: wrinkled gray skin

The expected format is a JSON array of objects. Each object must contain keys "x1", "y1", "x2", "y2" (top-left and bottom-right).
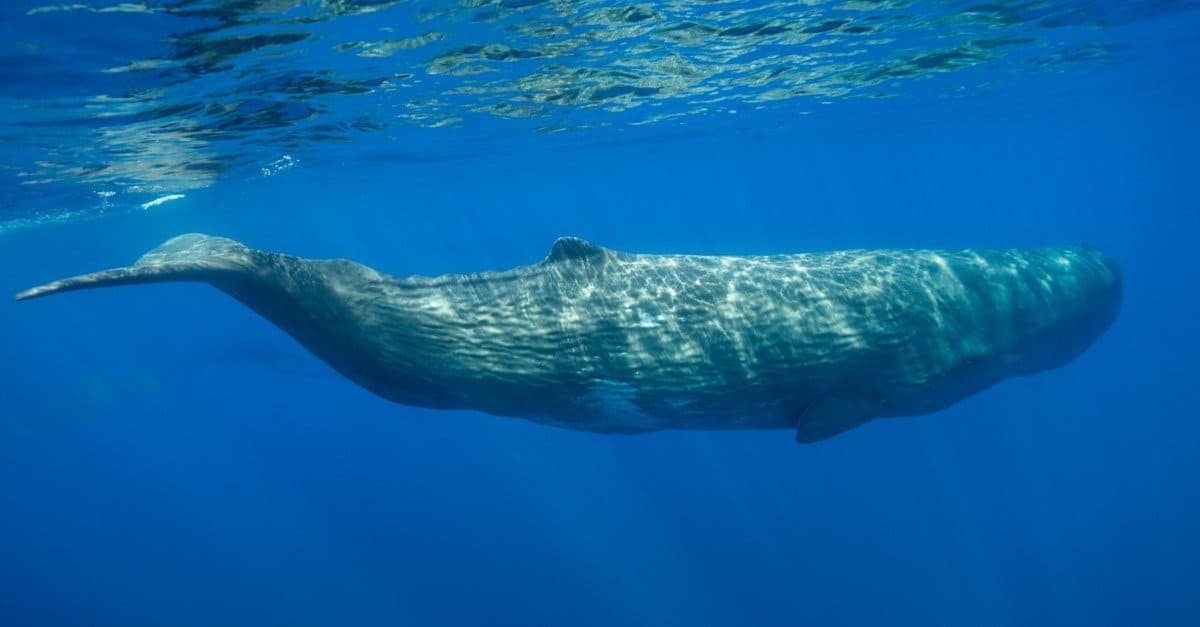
[{"x1": 16, "y1": 234, "x2": 1122, "y2": 442}]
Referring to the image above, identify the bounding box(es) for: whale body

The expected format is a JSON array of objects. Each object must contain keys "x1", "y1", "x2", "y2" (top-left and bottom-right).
[{"x1": 16, "y1": 234, "x2": 1122, "y2": 442}]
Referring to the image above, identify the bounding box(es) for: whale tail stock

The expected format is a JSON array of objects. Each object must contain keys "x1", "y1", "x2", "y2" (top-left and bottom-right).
[
  {"x1": 15, "y1": 234, "x2": 256, "y2": 302},
  {"x1": 16, "y1": 234, "x2": 386, "y2": 399}
]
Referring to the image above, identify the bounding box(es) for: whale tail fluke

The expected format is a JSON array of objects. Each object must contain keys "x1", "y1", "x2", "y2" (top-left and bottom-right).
[{"x1": 15, "y1": 233, "x2": 255, "y2": 301}]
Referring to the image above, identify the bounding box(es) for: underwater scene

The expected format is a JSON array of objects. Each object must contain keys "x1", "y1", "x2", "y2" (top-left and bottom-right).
[{"x1": 1, "y1": 1, "x2": 1198, "y2": 625}]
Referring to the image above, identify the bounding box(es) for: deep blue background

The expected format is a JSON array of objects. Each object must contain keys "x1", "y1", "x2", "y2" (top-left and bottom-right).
[{"x1": 2, "y1": 10, "x2": 1199, "y2": 627}]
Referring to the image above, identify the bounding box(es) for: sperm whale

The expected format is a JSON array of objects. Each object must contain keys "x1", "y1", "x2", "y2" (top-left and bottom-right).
[{"x1": 16, "y1": 234, "x2": 1122, "y2": 442}]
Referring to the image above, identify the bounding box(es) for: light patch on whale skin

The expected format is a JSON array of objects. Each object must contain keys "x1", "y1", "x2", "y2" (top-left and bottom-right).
[
  {"x1": 634, "y1": 309, "x2": 660, "y2": 329},
  {"x1": 582, "y1": 379, "x2": 663, "y2": 430},
  {"x1": 419, "y1": 293, "x2": 455, "y2": 317}
]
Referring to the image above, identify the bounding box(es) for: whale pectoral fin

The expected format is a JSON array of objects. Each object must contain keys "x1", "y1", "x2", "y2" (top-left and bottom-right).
[
  {"x1": 15, "y1": 233, "x2": 251, "y2": 301},
  {"x1": 795, "y1": 398, "x2": 874, "y2": 444}
]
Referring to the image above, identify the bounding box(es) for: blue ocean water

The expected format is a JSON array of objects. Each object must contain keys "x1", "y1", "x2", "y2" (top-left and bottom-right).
[{"x1": 1, "y1": 1, "x2": 1198, "y2": 625}]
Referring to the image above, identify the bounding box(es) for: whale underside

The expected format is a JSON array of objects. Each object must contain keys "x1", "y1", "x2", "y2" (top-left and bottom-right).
[{"x1": 16, "y1": 234, "x2": 1122, "y2": 443}]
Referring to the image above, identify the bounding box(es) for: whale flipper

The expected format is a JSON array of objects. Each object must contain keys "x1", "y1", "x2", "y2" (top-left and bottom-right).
[
  {"x1": 794, "y1": 398, "x2": 874, "y2": 443},
  {"x1": 14, "y1": 234, "x2": 253, "y2": 301}
]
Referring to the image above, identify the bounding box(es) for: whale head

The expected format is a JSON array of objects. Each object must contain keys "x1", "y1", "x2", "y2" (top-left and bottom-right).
[{"x1": 1001, "y1": 245, "x2": 1123, "y2": 377}]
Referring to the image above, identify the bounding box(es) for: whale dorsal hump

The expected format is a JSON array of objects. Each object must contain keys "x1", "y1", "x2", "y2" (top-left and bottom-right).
[{"x1": 545, "y1": 237, "x2": 608, "y2": 264}]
